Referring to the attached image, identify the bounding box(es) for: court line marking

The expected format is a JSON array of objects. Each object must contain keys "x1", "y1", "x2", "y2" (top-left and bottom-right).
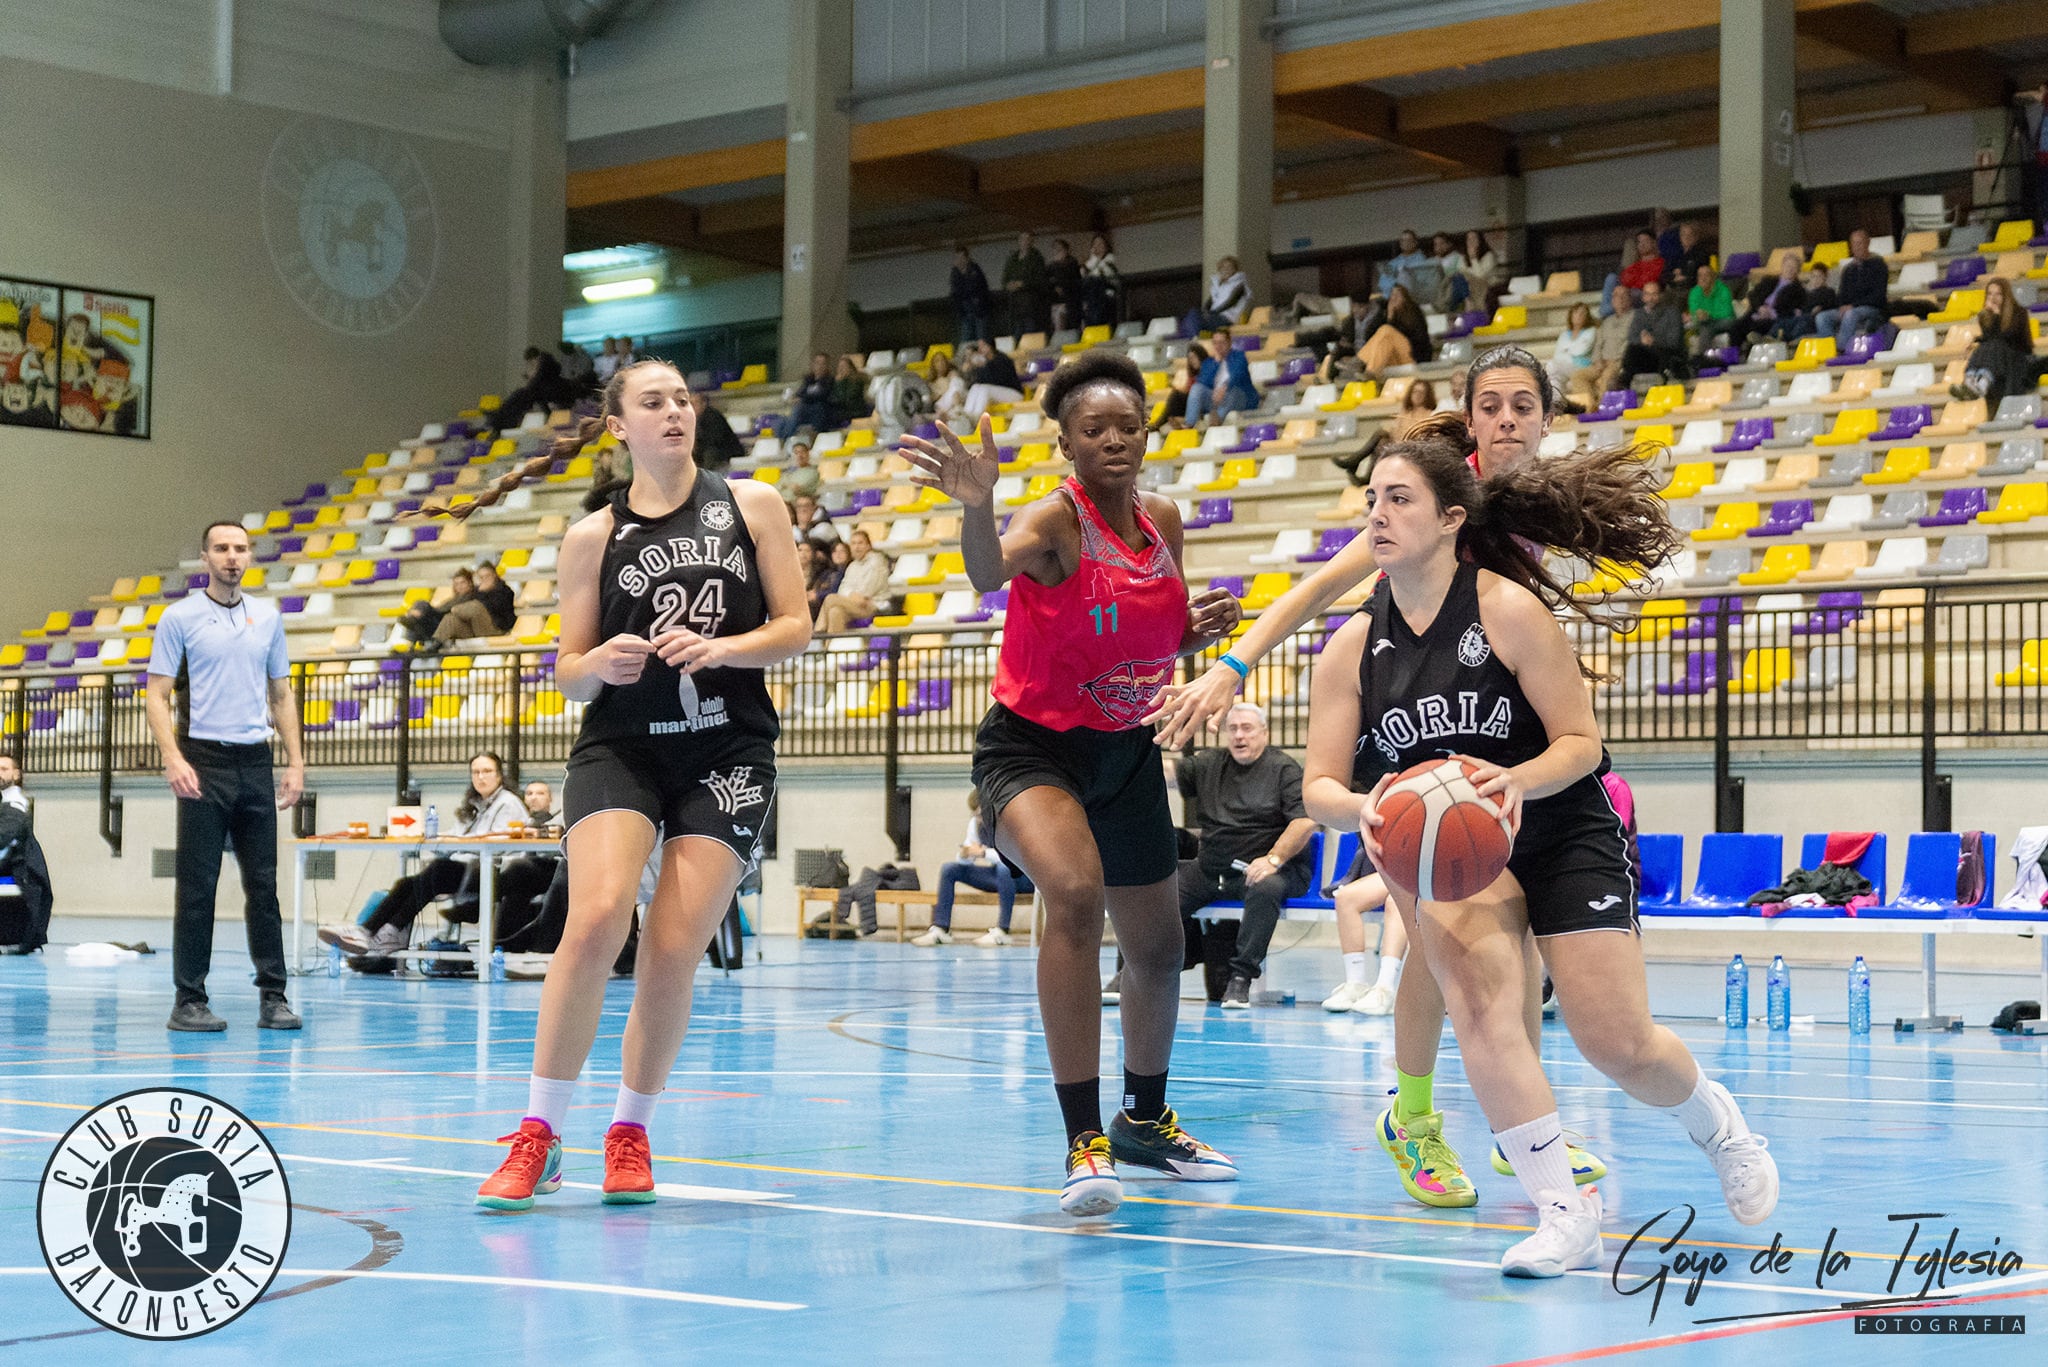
[
  {"x1": 273, "y1": 1148, "x2": 791, "y2": 1204},
  {"x1": 0, "y1": 1267, "x2": 801, "y2": 1312}
]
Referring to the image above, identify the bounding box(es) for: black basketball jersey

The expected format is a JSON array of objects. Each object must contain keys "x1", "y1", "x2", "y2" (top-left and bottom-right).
[
  {"x1": 575, "y1": 468, "x2": 779, "y2": 748},
  {"x1": 1350, "y1": 561, "x2": 1558, "y2": 791}
]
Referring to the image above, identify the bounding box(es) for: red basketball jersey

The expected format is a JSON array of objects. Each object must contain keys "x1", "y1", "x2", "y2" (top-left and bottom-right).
[{"x1": 991, "y1": 477, "x2": 1188, "y2": 731}]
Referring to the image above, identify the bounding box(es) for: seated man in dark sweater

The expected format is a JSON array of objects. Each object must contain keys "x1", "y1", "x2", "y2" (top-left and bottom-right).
[
  {"x1": 1812, "y1": 229, "x2": 1890, "y2": 350},
  {"x1": 431, "y1": 561, "x2": 517, "y2": 646},
  {"x1": 1174, "y1": 703, "x2": 1318, "y2": 1008}
]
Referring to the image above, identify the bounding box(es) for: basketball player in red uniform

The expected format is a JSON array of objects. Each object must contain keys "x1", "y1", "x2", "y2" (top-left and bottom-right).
[
  {"x1": 900, "y1": 353, "x2": 1241, "y2": 1217},
  {"x1": 1303, "y1": 437, "x2": 1777, "y2": 1276}
]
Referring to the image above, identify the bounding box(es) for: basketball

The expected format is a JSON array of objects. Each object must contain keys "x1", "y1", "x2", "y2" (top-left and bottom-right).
[{"x1": 1373, "y1": 757, "x2": 1515, "y2": 902}]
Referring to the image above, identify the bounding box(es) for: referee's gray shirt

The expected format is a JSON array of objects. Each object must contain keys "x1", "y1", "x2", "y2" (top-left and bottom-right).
[{"x1": 147, "y1": 594, "x2": 290, "y2": 745}]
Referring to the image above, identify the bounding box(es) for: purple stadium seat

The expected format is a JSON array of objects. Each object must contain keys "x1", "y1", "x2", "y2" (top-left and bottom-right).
[
  {"x1": 1299, "y1": 527, "x2": 1359, "y2": 562},
  {"x1": 1791, "y1": 591, "x2": 1864, "y2": 636},
  {"x1": 1873, "y1": 405, "x2": 1930, "y2": 442},
  {"x1": 75, "y1": 640, "x2": 101, "y2": 661},
  {"x1": 68, "y1": 610, "x2": 95, "y2": 630},
  {"x1": 1225, "y1": 423, "x2": 1279, "y2": 454},
  {"x1": 1918, "y1": 486, "x2": 1986, "y2": 527},
  {"x1": 1585, "y1": 389, "x2": 1632, "y2": 423},
  {"x1": 1826, "y1": 333, "x2": 1884, "y2": 367},
  {"x1": 1936, "y1": 256, "x2": 1987, "y2": 289},
  {"x1": 1656, "y1": 651, "x2": 1724, "y2": 695},
  {"x1": 1721, "y1": 252, "x2": 1762, "y2": 279},
  {"x1": 1713, "y1": 417, "x2": 1774, "y2": 452},
  {"x1": 1183, "y1": 498, "x2": 1234, "y2": 530},
  {"x1": 902, "y1": 680, "x2": 953, "y2": 715},
  {"x1": 413, "y1": 526, "x2": 439, "y2": 545},
  {"x1": 1747, "y1": 499, "x2": 1813, "y2": 536},
  {"x1": 1207, "y1": 575, "x2": 1246, "y2": 599},
  {"x1": 1671, "y1": 597, "x2": 1744, "y2": 639}
]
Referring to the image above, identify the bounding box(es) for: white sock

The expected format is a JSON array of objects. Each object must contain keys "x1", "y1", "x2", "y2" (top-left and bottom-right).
[
  {"x1": 1664, "y1": 1069, "x2": 1745, "y2": 1149},
  {"x1": 1495, "y1": 1112, "x2": 1577, "y2": 1209},
  {"x1": 525, "y1": 1074, "x2": 578, "y2": 1136},
  {"x1": 1343, "y1": 952, "x2": 1369, "y2": 986},
  {"x1": 612, "y1": 1082, "x2": 661, "y2": 1129},
  {"x1": 1374, "y1": 955, "x2": 1405, "y2": 993}
]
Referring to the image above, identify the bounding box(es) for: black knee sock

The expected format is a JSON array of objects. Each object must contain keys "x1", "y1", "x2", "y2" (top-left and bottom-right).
[
  {"x1": 1122, "y1": 1069, "x2": 1168, "y2": 1124},
  {"x1": 1054, "y1": 1078, "x2": 1102, "y2": 1144}
]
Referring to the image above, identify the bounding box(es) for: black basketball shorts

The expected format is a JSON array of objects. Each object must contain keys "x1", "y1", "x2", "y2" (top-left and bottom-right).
[
  {"x1": 1506, "y1": 775, "x2": 1640, "y2": 937},
  {"x1": 562, "y1": 737, "x2": 776, "y2": 872},
  {"x1": 971, "y1": 702, "x2": 1177, "y2": 888}
]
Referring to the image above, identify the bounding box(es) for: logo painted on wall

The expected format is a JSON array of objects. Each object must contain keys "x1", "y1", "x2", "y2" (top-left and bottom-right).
[{"x1": 262, "y1": 120, "x2": 439, "y2": 336}]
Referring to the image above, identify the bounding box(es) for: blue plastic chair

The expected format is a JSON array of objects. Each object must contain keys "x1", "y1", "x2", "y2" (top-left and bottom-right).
[
  {"x1": 1892, "y1": 831, "x2": 2003, "y2": 918},
  {"x1": 1798, "y1": 832, "x2": 1889, "y2": 904},
  {"x1": 1636, "y1": 833, "x2": 1685, "y2": 909},
  {"x1": 1685, "y1": 833, "x2": 1783, "y2": 911}
]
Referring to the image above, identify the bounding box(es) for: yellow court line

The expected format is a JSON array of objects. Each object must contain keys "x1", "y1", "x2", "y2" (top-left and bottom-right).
[{"x1": 11, "y1": 1095, "x2": 2041, "y2": 1267}]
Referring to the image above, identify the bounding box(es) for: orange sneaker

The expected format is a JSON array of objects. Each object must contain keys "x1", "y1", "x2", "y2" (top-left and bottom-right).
[
  {"x1": 602, "y1": 1122, "x2": 656, "y2": 1204},
  {"x1": 476, "y1": 1118, "x2": 563, "y2": 1211}
]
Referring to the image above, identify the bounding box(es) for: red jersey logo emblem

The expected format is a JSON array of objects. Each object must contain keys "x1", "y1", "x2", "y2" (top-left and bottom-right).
[{"x1": 1079, "y1": 657, "x2": 1176, "y2": 727}]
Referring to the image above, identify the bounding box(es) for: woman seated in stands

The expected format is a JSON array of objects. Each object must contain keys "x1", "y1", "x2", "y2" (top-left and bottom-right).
[
  {"x1": 1356, "y1": 285, "x2": 1433, "y2": 379},
  {"x1": 832, "y1": 354, "x2": 871, "y2": 424},
  {"x1": 912, "y1": 791, "x2": 1035, "y2": 947},
  {"x1": 1956, "y1": 277, "x2": 2040, "y2": 406},
  {"x1": 1547, "y1": 302, "x2": 1598, "y2": 405},
  {"x1": 319, "y1": 751, "x2": 526, "y2": 968},
  {"x1": 426, "y1": 561, "x2": 516, "y2": 651},
  {"x1": 397, "y1": 568, "x2": 471, "y2": 646},
  {"x1": 810, "y1": 539, "x2": 851, "y2": 621},
  {"x1": 929, "y1": 351, "x2": 967, "y2": 423},
  {"x1": 815, "y1": 529, "x2": 892, "y2": 633}
]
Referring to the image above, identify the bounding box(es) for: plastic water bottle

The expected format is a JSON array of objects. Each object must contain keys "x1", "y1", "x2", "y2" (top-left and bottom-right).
[
  {"x1": 490, "y1": 947, "x2": 506, "y2": 983},
  {"x1": 1724, "y1": 953, "x2": 1749, "y2": 1028},
  {"x1": 1767, "y1": 954, "x2": 1792, "y2": 1031},
  {"x1": 327, "y1": 941, "x2": 342, "y2": 979},
  {"x1": 1848, "y1": 955, "x2": 1871, "y2": 1036},
  {"x1": 424, "y1": 804, "x2": 439, "y2": 840}
]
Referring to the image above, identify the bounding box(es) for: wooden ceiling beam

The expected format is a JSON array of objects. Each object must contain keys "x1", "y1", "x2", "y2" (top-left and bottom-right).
[
  {"x1": 565, "y1": 198, "x2": 783, "y2": 270},
  {"x1": 1904, "y1": 1, "x2": 2048, "y2": 57},
  {"x1": 1277, "y1": 88, "x2": 1509, "y2": 176},
  {"x1": 1797, "y1": 3, "x2": 2007, "y2": 108}
]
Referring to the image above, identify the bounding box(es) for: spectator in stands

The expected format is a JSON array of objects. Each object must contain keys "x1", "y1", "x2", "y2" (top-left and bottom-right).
[
  {"x1": 1461, "y1": 228, "x2": 1507, "y2": 310},
  {"x1": 398, "y1": 567, "x2": 472, "y2": 645},
  {"x1": 558, "y1": 341, "x2": 595, "y2": 396},
  {"x1": 689, "y1": 390, "x2": 745, "y2": 472},
  {"x1": 1547, "y1": 300, "x2": 1599, "y2": 403},
  {"x1": 1787, "y1": 265, "x2": 1838, "y2": 340},
  {"x1": 810, "y1": 539, "x2": 850, "y2": 619},
  {"x1": 1310, "y1": 297, "x2": 1382, "y2": 384},
  {"x1": 928, "y1": 351, "x2": 967, "y2": 423},
  {"x1": 1047, "y1": 239, "x2": 1084, "y2": 332},
  {"x1": 1080, "y1": 232, "x2": 1120, "y2": 327},
  {"x1": 1185, "y1": 327, "x2": 1258, "y2": 425},
  {"x1": 962, "y1": 339, "x2": 1023, "y2": 422},
  {"x1": 1667, "y1": 220, "x2": 1713, "y2": 288},
  {"x1": 950, "y1": 246, "x2": 994, "y2": 345},
  {"x1": 1731, "y1": 249, "x2": 1808, "y2": 348},
  {"x1": 1398, "y1": 379, "x2": 1438, "y2": 433},
  {"x1": 593, "y1": 336, "x2": 623, "y2": 384},
  {"x1": 1957, "y1": 276, "x2": 2037, "y2": 406},
  {"x1": 1376, "y1": 229, "x2": 1428, "y2": 295},
  {"x1": 616, "y1": 336, "x2": 639, "y2": 366},
  {"x1": 1357, "y1": 284, "x2": 1432, "y2": 377},
  {"x1": 1160, "y1": 346, "x2": 1205, "y2": 427},
  {"x1": 1811, "y1": 229, "x2": 1890, "y2": 349},
  {"x1": 1619, "y1": 229, "x2": 1665, "y2": 292},
  {"x1": 1619, "y1": 278, "x2": 1687, "y2": 387},
  {"x1": 1588, "y1": 285, "x2": 1636, "y2": 396},
  {"x1": 911, "y1": 791, "x2": 1033, "y2": 947},
  {"x1": 831, "y1": 354, "x2": 871, "y2": 423},
  {"x1": 0, "y1": 752, "x2": 52, "y2": 955},
  {"x1": 1652, "y1": 207, "x2": 1681, "y2": 271},
  {"x1": 780, "y1": 437, "x2": 822, "y2": 502},
  {"x1": 790, "y1": 352, "x2": 837, "y2": 433},
  {"x1": 1186, "y1": 255, "x2": 1253, "y2": 333},
  {"x1": 491, "y1": 347, "x2": 577, "y2": 434},
  {"x1": 1174, "y1": 703, "x2": 1318, "y2": 1008},
  {"x1": 1686, "y1": 263, "x2": 1736, "y2": 337},
  {"x1": 522, "y1": 780, "x2": 557, "y2": 826},
  {"x1": 321, "y1": 751, "x2": 525, "y2": 968},
  {"x1": 430, "y1": 561, "x2": 515, "y2": 647},
  {"x1": 1002, "y1": 230, "x2": 1051, "y2": 335},
  {"x1": 815, "y1": 529, "x2": 892, "y2": 633},
  {"x1": 1428, "y1": 232, "x2": 1467, "y2": 308},
  {"x1": 790, "y1": 492, "x2": 839, "y2": 549}
]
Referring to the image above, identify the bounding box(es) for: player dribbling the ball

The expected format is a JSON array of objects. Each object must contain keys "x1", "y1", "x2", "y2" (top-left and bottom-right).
[{"x1": 1302, "y1": 437, "x2": 1780, "y2": 1278}]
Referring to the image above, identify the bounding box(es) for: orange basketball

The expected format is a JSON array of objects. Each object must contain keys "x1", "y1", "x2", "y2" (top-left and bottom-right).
[{"x1": 1372, "y1": 757, "x2": 1514, "y2": 902}]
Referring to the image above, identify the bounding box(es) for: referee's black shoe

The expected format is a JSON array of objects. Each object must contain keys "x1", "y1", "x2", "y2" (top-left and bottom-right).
[
  {"x1": 167, "y1": 1000, "x2": 227, "y2": 1032},
  {"x1": 258, "y1": 993, "x2": 302, "y2": 1030}
]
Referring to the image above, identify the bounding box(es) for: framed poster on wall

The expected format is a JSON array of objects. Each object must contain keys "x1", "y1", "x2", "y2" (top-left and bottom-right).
[
  {"x1": 0, "y1": 277, "x2": 62, "y2": 430},
  {"x1": 57, "y1": 287, "x2": 153, "y2": 438}
]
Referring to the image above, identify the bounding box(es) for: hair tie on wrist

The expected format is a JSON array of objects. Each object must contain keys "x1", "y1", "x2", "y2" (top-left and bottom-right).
[{"x1": 1220, "y1": 653, "x2": 1249, "y2": 679}]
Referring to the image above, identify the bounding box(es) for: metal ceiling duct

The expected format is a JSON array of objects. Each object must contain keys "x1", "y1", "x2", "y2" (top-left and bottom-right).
[{"x1": 439, "y1": 0, "x2": 659, "y2": 66}]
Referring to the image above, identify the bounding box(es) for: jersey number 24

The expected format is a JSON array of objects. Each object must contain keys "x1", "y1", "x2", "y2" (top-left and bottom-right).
[{"x1": 652, "y1": 580, "x2": 727, "y2": 638}]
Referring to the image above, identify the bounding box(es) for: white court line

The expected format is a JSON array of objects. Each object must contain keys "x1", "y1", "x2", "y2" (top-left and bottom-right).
[
  {"x1": 0, "y1": 1267, "x2": 800, "y2": 1311},
  {"x1": 275, "y1": 1148, "x2": 790, "y2": 1204}
]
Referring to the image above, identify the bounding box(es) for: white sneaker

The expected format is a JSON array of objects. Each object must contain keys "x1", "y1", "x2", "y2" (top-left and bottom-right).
[
  {"x1": 316, "y1": 924, "x2": 371, "y2": 954},
  {"x1": 1501, "y1": 1187, "x2": 1604, "y2": 1278},
  {"x1": 910, "y1": 925, "x2": 951, "y2": 947},
  {"x1": 1322, "y1": 981, "x2": 1367, "y2": 1012},
  {"x1": 974, "y1": 928, "x2": 1011, "y2": 947},
  {"x1": 1352, "y1": 984, "x2": 1395, "y2": 1015},
  {"x1": 368, "y1": 923, "x2": 408, "y2": 953},
  {"x1": 1692, "y1": 1080, "x2": 1779, "y2": 1225}
]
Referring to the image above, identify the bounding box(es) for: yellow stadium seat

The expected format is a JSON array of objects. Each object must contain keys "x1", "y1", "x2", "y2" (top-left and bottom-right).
[
  {"x1": 519, "y1": 614, "x2": 560, "y2": 645},
  {"x1": 1776, "y1": 336, "x2": 1837, "y2": 371},
  {"x1": 488, "y1": 437, "x2": 516, "y2": 459},
  {"x1": 0, "y1": 645, "x2": 24, "y2": 668},
  {"x1": 1472, "y1": 305, "x2": 1527, "y2": 335},
  {"x1": 1617, "y1": 599, "x2": 1685, "y2": 642},
  {"x1": 1737, "y1": 544, "x2": 1810, "y2": 586},
  {"x1": 310, "y1": 505, "x2": 340, "y2": 528},
  {"x1": 845, "y1": 681, "x2": 913, "y2": 718},
  {"x1": 1692, "y1": 502, "x2": 1760, "y2": 540},
  {"x1": 1929, "y1": 288, "x2": 1984, "y2": 324},
  {"x1": 499, "y1": 547, "x2": 531, "y2": 570},
  {"x1": 1977, "y1": 482, "x2": 2048, "y2": 525},
  {"x1": 264, "y1": 510, "x2": 292, "y2": 532},
  {"x1": 1007, "y1": 475, "x2": 1059, "y2": 506},
  {"x1": 923, "y1": 343, "x2": 953, "y2": 366},
  {"x1": 144, "y1": 602, "x2": 168, "y2": 626},
  {"x1": 1980, "y1": 220, "x2": 2034, "y2": 254},
  {"x1": 751, "y1": 465, "x2": 782, "y2": 486},
  {"x1": 1320, "y1": 381, "x2": 1377, "y2": 411},
  {"x1": 363, "y1": 452, "x2": 389, "y2": 470},
  {"x1": 1863, "y1": 445, "x2": 1930, "y2": 483},
  {"x1": 344, "y1": 559, "x2": 376, "y2": 583},
  {"x1": 1623, "y1": 385, "x2": 1683, "y2": 420},
  {"x1": 1014, "y1": 442, "x2": 1053, "y2": 468},
  {"x1": 1727, "y1": 647, "x2": 1793, "y2": 693},
  {"x1": 477, "y1": 394, "x2": 501, "y2": 412},
  {"x1": 39, "y1": 611, "x2": 69, "y2": 635},
  {"x1": 1152, "y1": 428, "x2": 1201, "y2": 460},
  {"x1": 1243, "y1": 572, "x2": 1291, "y2": 609},
  {"x1": 1198, "y1": 458, "x2": 1258, "y2": 492},
  {"x1": 1812, "y1": 408, "x2": 1881, "y2": 446},
  {"x1": 1997, "y1": 640, "x2": 2048, "y2": 687},
  {"x1": 1807, "y1": 241, "x2": 1848, "y2": 270},
  {"x1": 840, "y1": 429, "x2": 877, "y2": 450},
  {"x1": 302, "y1": 700, "x2": 334, "y2": 727},
  {"x1": 1663, "y1": 462, "x2": 1714, "y2": 499},
  {"x1": 1631, "y1": 423, "x2": 1675, "y2": 450}
]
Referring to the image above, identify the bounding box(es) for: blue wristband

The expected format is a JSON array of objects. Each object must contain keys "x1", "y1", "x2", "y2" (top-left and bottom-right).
[{"x1": 1219, "y1": 653, "x2": 1249, "y2": 679}]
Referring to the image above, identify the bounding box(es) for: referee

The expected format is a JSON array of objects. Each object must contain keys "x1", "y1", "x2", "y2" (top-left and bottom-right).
[{"x1": 145, "y1": 520, "x2": 304, "y2": 1032}]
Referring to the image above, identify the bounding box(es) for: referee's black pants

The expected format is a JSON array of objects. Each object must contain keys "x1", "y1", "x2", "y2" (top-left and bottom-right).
[{"x1": 174, "y1": 739, "x2": 287, "y2": 1005}]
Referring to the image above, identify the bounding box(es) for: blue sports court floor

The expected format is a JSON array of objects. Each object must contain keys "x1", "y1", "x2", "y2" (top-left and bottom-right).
[{"x1": 2, "y1": 936, "x2": 2045, "y2": 1364}]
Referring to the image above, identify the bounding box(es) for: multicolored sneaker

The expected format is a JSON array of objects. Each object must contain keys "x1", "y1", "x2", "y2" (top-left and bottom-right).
[
  {"x1": 1376, "y1": 1106, "x2": 1477, "y2": 1208},
  {"x1": 1108, "y1": 1108, "x2": 1239, "y2": 1182},
  {"x1": 1061, "y1": 1132, "x2": 1122, "y2": 1217},
  {"x1": 601, "y1": 1122, "x2": 657, "y2": 1205},
  {"x1": 476, "y1": 1118, "x2": 563, "y2": 1211},
  {"x1": 1491, "y1": 1136, "x2": 1608, "y2": 1185}
]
